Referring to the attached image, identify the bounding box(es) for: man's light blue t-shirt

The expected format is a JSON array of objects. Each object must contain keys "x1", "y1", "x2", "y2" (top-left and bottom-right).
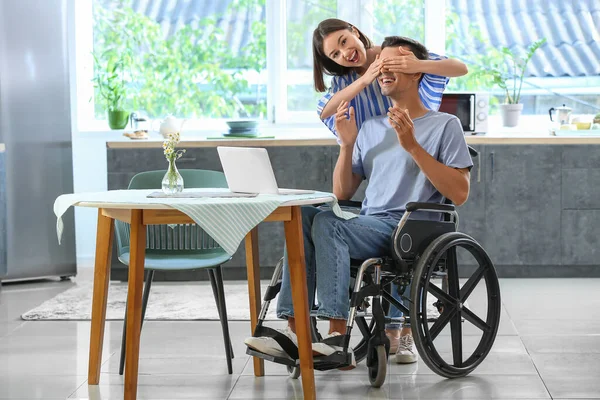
[{"x1": 352, "y1": 110, "x2": 473, "y2": 220}]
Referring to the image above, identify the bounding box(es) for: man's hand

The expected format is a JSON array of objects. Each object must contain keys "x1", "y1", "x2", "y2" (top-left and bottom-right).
[
  {"x1": 388, "y1": 106, "x2": 420, "y2": 153},
  {"x1": 335, "y1": 101, "x2": 358, "y2": 147},
  {"x1": 358, "y1": 54, "x2": 382, "y2": 86},
  {"x1": 381, "y1": 47, "x2": 422, "y2": 74}
]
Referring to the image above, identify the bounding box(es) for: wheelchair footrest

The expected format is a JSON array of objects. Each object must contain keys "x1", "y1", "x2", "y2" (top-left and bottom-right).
[
  {"x1": 246, "y1": 347, "x2": 296, "y2": 367},
  {"x1": 246, "y1": 347, "x2": 355, "y2": 371},
  {"x1": 312, "y1": 351, "x2": 355, "y2": 371}
]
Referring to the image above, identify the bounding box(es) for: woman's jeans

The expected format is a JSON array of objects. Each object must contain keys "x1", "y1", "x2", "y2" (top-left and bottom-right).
[{"x1": 276, "y1": 206, "x2": 407, "y2": 328}]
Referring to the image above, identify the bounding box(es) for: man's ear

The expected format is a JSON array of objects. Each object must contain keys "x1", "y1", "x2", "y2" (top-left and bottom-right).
[{"x1": 412, "y1": 73, "x2": 423, "y2": 82}]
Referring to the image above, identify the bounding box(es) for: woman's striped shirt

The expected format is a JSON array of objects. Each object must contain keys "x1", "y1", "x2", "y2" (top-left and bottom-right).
[{"x1": 317, "y1": 52, "x2": 450, "y2": 137}]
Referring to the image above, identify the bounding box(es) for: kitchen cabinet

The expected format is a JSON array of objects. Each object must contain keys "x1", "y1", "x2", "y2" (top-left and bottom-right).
[
  {"x1": 561, "y1": 146, "x2": 600, "y2": 266},
  {"x1": 561, "y1": 210, "x2": 600, "y2": 265},
  {"x1": 482, "y1": 145, "x2": 562, "y2": 267},
  {"x1": 455, "y1": 145, "x2": 486, "y2": 267},
  {"x1": 106, "y1": 143, "x2": 600, "y2": 278}
]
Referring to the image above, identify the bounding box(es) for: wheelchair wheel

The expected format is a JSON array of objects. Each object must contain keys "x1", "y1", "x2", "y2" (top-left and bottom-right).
[
  {"x1": 287, "y1": 365, "x2": 300, "y2": 379},
  {"x1": 368, "y1": 345, "x2": 387, "y2": 388},
  {"x1": 410, "y1": 232, "x2": 501, "y2": 378}
]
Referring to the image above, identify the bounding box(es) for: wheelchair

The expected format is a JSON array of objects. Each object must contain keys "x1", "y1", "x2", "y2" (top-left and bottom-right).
[{"x1": 246, "y1": 151, "x2": 501, "y2": 388}]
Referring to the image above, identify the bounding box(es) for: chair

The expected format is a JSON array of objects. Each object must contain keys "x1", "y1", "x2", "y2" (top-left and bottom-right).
[{"x1": 115, "y1": 169, "x2": 235, "y2": 374}]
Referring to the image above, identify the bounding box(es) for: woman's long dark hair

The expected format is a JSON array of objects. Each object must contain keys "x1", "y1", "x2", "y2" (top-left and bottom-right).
[{"x1": 312, "y1": 18, "x2": 373, "y2": 92}]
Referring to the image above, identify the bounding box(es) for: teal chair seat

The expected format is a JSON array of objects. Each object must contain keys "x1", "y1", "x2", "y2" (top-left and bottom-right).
[
  {"x1": 115, "y1": 169, "x2": 235, "y2": 375},
  {"x1": 118, "y1": 248, "x2": 232, "y2": 270}
]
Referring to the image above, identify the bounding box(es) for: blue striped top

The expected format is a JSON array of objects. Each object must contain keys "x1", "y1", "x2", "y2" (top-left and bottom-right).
[{"x1": 317, "y1": 52, "x2": 450, "y2": 137}]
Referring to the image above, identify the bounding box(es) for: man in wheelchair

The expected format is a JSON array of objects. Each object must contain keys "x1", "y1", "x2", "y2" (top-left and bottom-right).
[{"x1": 245, "y1": 36, "x2": 473, "y2": 369}]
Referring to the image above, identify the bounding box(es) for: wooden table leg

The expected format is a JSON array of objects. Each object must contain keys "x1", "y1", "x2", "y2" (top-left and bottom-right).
[
  {"x1": 284, "y1": 206, "x2": 315, "y2": 400},
  {"x1": 124, "y1": 209, "x2": 146, "y2": 400},
  {"x1": 88, "y1": 209, "x2": 114, "y2": 385},
  {"x1": 245, "y1": 227, "x2": 264, "y2": 376}
]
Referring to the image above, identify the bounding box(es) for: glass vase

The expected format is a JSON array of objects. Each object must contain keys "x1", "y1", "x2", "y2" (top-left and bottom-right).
[{"x1": 161, "y1": 158, "x2": 184, "y2": 195}]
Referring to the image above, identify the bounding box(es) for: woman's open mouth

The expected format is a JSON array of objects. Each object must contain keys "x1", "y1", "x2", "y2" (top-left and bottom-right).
[{"x1": 347, "y1": 50, "x2": 359, "y2": 63}]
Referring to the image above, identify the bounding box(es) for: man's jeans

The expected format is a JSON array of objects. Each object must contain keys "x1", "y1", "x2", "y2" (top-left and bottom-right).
[{"x1": 276, "y1": 206, "x2": 407, "y2": 327}]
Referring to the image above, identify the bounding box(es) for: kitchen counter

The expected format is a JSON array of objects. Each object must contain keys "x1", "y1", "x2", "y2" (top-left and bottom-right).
[{"x1": 106, "y1": 132, "x2": 600, "y2": 148}]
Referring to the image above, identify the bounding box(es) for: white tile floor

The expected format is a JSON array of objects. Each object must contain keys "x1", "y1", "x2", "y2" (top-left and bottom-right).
[{"x1": 1, "y1": 272, "x2": 599, "y2": 399}]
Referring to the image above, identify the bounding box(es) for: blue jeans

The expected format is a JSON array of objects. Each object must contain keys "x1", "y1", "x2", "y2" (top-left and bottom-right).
[{"x1": 276, "y1": 206, "x2": 407, "y2": 327}]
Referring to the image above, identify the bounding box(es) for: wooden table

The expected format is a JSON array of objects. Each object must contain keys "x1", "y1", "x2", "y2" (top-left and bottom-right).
[{"x1": 75, "y1": 197, "x2": 331, "y2": 400}]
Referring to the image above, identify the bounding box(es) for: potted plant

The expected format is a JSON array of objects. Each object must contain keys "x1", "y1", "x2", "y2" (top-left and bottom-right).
[
  {"x1": 92, "y1": 50, "x2": 130, "y2": 129},
  {"x1": 490, "y1": 38, "x2": 546, "y2": 127}
]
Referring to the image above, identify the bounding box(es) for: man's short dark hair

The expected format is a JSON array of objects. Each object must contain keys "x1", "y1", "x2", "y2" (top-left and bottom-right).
[
  {"x1": 381, "y1": 36, "x2": 429, "y2": 82},
  {"x1": 381, "y1": 36, "x2": 429, "y2": 60}
]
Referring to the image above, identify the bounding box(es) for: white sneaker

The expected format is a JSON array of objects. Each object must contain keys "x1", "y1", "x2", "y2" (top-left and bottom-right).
[
  {"x1": 395, "y1": 334, "x2": 418, "y2": 364},
  {"x1": 312, "y1": 332, "x2": 356, "y2": 369},
  {"x1": 244, "y1": 326, "x2": 298, "y2": 359}
]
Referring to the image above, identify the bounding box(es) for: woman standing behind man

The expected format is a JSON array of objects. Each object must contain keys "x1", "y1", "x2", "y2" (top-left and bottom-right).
[
  {"x1": 314, "y1": 18, "x2": 467, "y2": 136},
  {"x1": 312, "y1": 18, "x2": 468, "y2": 363}
]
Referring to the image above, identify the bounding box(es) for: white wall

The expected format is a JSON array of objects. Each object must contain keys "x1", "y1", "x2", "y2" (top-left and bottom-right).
[
  {"x1": 67, "y1": 0, "x2": 123, "y2": 267},
  {"x1": 71, "y1": 132, "x2": 124, "y2": 267}
]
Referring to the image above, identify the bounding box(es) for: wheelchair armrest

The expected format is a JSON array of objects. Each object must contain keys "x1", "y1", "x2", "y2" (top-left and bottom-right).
[
  {"x1": 405, "y1": 202, "x2": 455, "y2": 212},
  {"x1": 338, "y1": 200, "x2": 362, "y2": 209}
]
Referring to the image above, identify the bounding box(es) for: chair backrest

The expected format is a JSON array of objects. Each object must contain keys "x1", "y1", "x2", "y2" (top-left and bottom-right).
[
  {"x1": 115, "y1": 169, "x2": 228, "y2": 256},
  {"x1": 128, "y1": 169, "x2": 228, "y2": 190}
]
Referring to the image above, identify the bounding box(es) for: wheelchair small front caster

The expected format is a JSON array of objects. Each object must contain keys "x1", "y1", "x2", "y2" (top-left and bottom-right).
[
  {"x1": 368, "y1": 345, "x2": 387, "y2": 388},
  {"x1": 287, "y1": 365, "x2": 300, "y2": 379}
]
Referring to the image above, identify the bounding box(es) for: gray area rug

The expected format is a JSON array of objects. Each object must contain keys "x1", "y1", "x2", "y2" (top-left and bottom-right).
[
  {"x1": 21, "y1": 281, "x2": 441, "y2": 322},
  {"x1": 21, "y1": 281, "x2": 278, "y2": 321}
]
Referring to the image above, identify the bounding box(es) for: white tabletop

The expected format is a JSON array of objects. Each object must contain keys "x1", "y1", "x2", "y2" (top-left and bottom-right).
[{"x1": 70, "y1": 189, "x2": 336, "y2": 209}]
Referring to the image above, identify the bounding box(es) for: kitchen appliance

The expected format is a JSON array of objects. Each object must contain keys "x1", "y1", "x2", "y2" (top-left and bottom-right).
[
  {"x1": 438, "y1": 93, "x2": 489, "y2": 134},
  {"x1": 0, "y1": 0, "x2": 76, "y2": 282},
  {"x1": 152, "y1": 115, "x2": 187, "y2": 138},
  {"x1": 548, "y1": 104, "x2": 572, "y2": 125}
]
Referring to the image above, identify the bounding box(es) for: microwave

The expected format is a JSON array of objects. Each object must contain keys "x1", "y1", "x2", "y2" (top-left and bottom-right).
[{"x1": 438, "y1": 93, "x2": 489, "y2": 134}]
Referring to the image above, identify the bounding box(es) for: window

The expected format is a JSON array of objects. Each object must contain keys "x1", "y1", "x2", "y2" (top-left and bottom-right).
[
  {"x1": 89, "y1": 0, "x2": 267, "y2": 122},
  {"x1": 78, "y1": 0, "x2": 430, "y2": 128},
  {"x1": 445, "y1": 0, "x2": 600, "y2": 116},
  {"x1": 372, "y1": 0, "x2": 424, "y2": 45},
  {"x1": 76, "y1": 0, "x2": 597, "y2": 130},
  {"x1": 286, "y1": 0, "x2": 337, "y2": 112}
]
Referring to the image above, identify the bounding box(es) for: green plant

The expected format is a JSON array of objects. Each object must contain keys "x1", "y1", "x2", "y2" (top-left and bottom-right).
[
  {"x1": 92, "y1": 50, "x2": 129, "y2": 112},
  {"x1": 489, "y1": 38, "x2": 546, "y2": 104},
  {"x1": 93, "y1": 0, "x2": 266, "y2": 119}
]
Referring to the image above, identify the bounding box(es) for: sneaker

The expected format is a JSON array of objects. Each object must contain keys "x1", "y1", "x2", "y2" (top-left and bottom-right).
[
  {"x1": 386, "y1": 330, "x2": 400, "y2": 353},
  {"x1": 244, "y1": 326, "x2": 298, "y2": 359},
  {"x1": 312, "y1": 332, "x2": 356, "y2": 369},
  {"x1": 395, "y1": 334, "x2": 418, "y2": 364}
]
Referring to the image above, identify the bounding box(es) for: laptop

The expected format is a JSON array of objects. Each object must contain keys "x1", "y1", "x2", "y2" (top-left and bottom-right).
[{"x1": 216, "y1": 146, "x2": 315, "y2": 195}]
